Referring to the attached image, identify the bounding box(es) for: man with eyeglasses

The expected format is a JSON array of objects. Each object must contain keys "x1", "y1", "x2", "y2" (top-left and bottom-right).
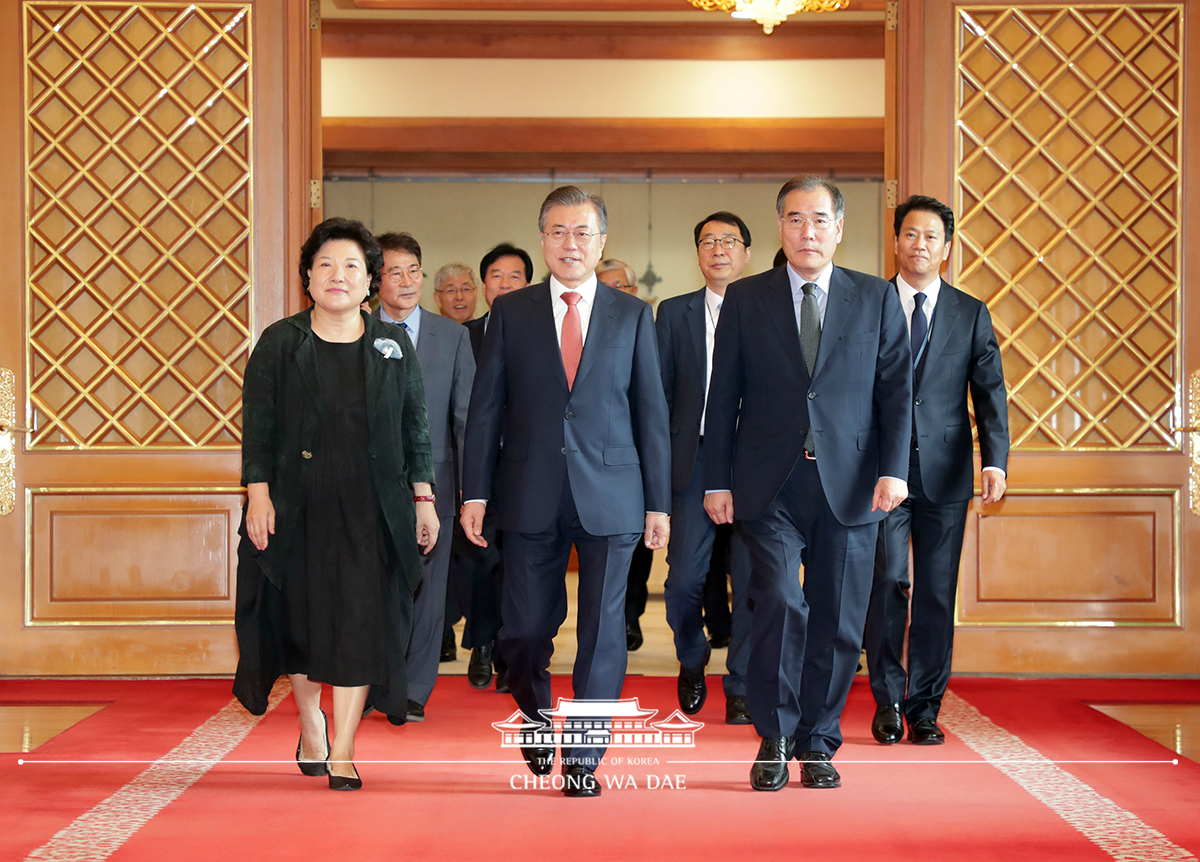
[
  {"x1": 461, "y1": 186, "x2": 671, "y2": 797},
  {"x1": 655, "y1": 211, "x2": 755, "y2": 726},
  {"x1": 433, "y1": 263, "x2": 479, "y2": 324},
  {"x1": 863, "y1": 195, "x2": 1008, "y2": 748},
  {"x1": 370, "y1": 232, "x2": 475, "y2": 723},
  {"x1": 455, "y1": 243, "x2": 534, "y2": 694},
  {"x1": 704, "y1": 176, "x2": 912, "y2": 791}
]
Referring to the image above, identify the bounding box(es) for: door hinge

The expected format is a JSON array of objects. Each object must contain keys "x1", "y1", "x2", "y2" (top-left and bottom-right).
[
  {"x1": 310, "y1": 180, "x2": 322, "y2": 209},
  {"x1": 310, "y1": 0, "x2": 320, "y2": 30},
  {"x1": 885, "y1": 179, "x2": 899, "y2": 208},
  {"x1": 886, "y1": 1, "x2": 898, "y2": 31}
]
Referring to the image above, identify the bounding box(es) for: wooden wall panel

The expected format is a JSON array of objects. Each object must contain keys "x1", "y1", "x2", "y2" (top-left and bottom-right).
[
  {"x1": 959, "y1": 490, "x2": 1177, "y2": 626},
  {"x1": 27, "y1": 489, "x2": 240, "y2": 624}
]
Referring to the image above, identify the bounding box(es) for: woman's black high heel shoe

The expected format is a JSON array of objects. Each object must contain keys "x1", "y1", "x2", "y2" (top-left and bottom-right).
[
  {"x1": 296, "y1": 710, "x2": 329, "y2": 777},
  {"x1": 328, "y1": 763, "x2": 361, "y2": 791}
]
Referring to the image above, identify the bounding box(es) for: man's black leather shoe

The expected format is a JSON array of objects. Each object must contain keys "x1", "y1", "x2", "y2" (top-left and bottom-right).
[
  {"x1": 626, "y1": 620, "x2": 643, "y2": 651},
  {"x1": 872, "y1": 703, "x2": 904, "y2": 744},
  {"x1": 562, "y1": 763, "x2": 602, "y2": 797},
  {"x1": 908, "y1": 717, "x2": 945, "y2": 745},
  {"x1": 520, "y1": 746, "x2": 555, "y2": 776},
  {"x1": 495, "y1": 668, "x2": 510, "y2": 693},
  {"x1": 405, "y1": 699, "x2": 425, "y2": 722},
  {"x1": 749, "y1": 737, "x2": 794, "y2": 791},
  {"x1": 678, "y1": 644, "x2": 711, "y2": 715},
  {"x1": 467, "y1": 644, "x2": 494, "y2": 689},
  {"x1": 440, "y1": 628, "x2": 456, "y2": 662},
  {"x1": 725, "y1": 694, "x2": 751, "y2": 725},
  {"x1": 797, "y1": 750, "x2": 841, "y2": 788}
]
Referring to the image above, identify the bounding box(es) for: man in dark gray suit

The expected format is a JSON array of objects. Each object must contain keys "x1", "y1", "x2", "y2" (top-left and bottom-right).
[
  {"x1": 864, "y1": 195, "x2": 1009, "y2": 747},
  {"x1": 656, "y1": 211, "x2": 754, "y2": 724},
  {"x1": 704, "y1": 176, "x2": 912, "y2": 791},
  {"x1": 373, "y1": 232, "x2": 475, "y2": 722},
  {"x1": 461, "y1": 186, "x2": 671, "y2": 797}
]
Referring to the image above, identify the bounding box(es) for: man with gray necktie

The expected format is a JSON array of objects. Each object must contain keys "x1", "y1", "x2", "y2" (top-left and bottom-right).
[
  {"x1": 372, "y1": 231, "x2": 475, "y2": 723},
  {"x1": 703, "y1": 175, "x2": 912, "y2": 791}
]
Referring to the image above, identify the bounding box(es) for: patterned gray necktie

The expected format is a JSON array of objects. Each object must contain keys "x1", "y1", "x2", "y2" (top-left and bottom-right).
[{"x1": 800, "y1": 282, "x2": 821, "y2": 453}]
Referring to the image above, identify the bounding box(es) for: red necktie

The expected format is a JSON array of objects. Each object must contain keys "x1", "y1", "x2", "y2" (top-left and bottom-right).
[{"x1": 561, "y1": 291, "x2": 582, "y2": 390}]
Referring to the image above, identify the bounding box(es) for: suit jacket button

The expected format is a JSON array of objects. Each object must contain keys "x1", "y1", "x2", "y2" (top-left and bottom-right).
[
  {"x1": 561, "y1": 447, "x2": 567, "y2": 454},
  {"x1": 301, "y1": 450, "x2": 312, "y2": 459},
  {"x1": 807, "y1": 392, "x2": 816, "y2": 400},
  {"x1": 565, "y1": 411, "x2": 574, "y2": 419},
  {"x1": 915, "y1": 398, "x2": 922, "y2": 406}
]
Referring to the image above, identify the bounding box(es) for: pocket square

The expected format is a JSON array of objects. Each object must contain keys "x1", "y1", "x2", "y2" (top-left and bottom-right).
[{"x1": 373, "y1": 337, "x2": 403, "y2": 360}]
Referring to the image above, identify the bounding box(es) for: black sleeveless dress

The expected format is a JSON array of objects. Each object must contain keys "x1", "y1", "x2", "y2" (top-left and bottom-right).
[{"x1": 281, "y1": 335, "x2": 394, "y2": 687}]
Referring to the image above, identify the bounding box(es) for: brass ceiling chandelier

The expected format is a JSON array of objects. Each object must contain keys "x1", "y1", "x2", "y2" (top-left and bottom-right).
[{"x1": 688, "y1": 0, "x2": 849, "y2": 34}]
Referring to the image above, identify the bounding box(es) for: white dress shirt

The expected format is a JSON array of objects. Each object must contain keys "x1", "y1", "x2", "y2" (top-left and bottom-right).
[
  {"x1": 551, "y1": 274, "x2": 598, "y2": 347},
  {"x1": 699, "y1": 287, "x2": 723, "y2": 437}
]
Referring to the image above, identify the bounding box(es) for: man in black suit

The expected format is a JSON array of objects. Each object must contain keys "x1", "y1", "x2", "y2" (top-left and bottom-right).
[
  {"x1": 454, "y1": 243, "x2": 534, "y2": 692},
  {"x1": 656, "y1": 212, "x2": 754, "y2": 724},
  {"x1": 371, "y1": 232, "x2": 475, "y2": 722},
  {"x1": 461, "y1": 187, "x2": 671, "y2": 797},
  {"x1": 864, "y1": 195, "x2": 1009, "y2": 747},
  {"x1": 704, "y1": 176, "x2": 912, "y2": 791}
]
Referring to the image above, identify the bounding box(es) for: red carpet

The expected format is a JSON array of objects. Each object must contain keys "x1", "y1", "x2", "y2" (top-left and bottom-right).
[{"x1": 4, "y1": 676, "x2": 1200, "y2": 861}]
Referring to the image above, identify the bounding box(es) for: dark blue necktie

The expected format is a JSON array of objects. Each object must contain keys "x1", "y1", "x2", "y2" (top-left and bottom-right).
[{"x1": 910, "y1": 292, "x2": 928, "y2": 365}]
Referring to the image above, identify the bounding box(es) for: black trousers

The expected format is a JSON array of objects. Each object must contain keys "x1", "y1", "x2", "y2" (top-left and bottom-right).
[{"x1": 864, "y1": 445, "x2": 969, "y2": 722}]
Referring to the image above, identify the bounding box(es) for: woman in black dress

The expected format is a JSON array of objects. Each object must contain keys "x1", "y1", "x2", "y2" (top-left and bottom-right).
[{"x1": 234, "y1": 218, "x2": 438, "y2": 790}]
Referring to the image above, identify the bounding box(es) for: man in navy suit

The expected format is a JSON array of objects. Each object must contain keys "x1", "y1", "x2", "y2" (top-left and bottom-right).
[
  {"x1": 864, "y1": 195, "x2": 1009, "y2": 747},
  {"x1": 371, "y1": 232, "x2": 475, "y2": 722},
  {"x1": 454, "y1": 243, "x2": 534, "y2": 693},
  {"x1": 461, "y1": 186, "x2": 671, "y2": 797},
  {"x1": 704, "y1": 176, "x2": 912, "y2": 791},
  {"x1": 656, "y1": 211, "x2": 754, "y2": 724}
]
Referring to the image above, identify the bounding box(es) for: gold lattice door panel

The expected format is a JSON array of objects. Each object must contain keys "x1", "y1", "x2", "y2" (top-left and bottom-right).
[
  {"x1": 955, "y1": 5, "x2": 1182, "y2": 450},
  {"x1": 24, "y1": 2, "x2": 254, "y2": 448}
]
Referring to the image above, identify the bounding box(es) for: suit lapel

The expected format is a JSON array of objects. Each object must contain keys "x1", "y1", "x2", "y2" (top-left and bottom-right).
[
  {"x1": 291, "y1": 311, "x2": 321, "y2": 409},
  {"x1": 685, "y1": 289, "x2": 706, "y2": 377},
  {"x1": 765, "y1": 266, "x2": 804, "y2": 371},
  {"x1": 574, "y1": 283, "x2": 618, "y2": 390},
  {"x1": 528, "y1": 282, "x2": 571, "y2": 393},
  {"x1": 812, "y1": 266, "x2": 854, "y2": 379},
  {"x1": 917, "y1": 278, "x2": 961, "y2": 391}
]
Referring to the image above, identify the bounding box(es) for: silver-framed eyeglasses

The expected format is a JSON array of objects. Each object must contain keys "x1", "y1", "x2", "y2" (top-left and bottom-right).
[
  {"x1": 699, "y1": 236, "x2": 747, "y2": 251},
  {"x1": 543, "y1": 228, "x2": 602, "y2": 245},
  {"x1": 782, "y1": 214, "x2": 836, "y2": 232},
  {"x1": 435, "y1": 284, "x2": 477, "y2": 295}
]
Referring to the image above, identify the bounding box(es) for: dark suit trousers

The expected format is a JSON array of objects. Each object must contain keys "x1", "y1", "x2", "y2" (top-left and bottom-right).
[
  {"x1": 702, "y1": 524, "x2": 733, "y2": 640},
  {"x1": 624, "y1": 543, "x2": 653, "y2": 624},
  {"x1": 452, "y1": 508, "x2": 506, "y2": 657},
  {"x1": 741, "y1": 456, "x2": 877, "y2": 754},
  {"x1": 664, "y1": 441, "x2": 751, "y2": 694},
  {"x1": 405, "y1": 511, "x2": 454, "y2": 705},
  {"x1": 864, "y1": 446, "x2": 969, "y2": 722},
  {"x1": 498, "y1": 476, "x2": 639, "y2": 770}
]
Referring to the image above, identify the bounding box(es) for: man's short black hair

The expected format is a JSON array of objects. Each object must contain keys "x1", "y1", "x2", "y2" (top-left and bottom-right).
[
  {"x1": 693, "y1": 211, "x2": 752, "y2": 248},
  {"x1": 893, "y1": 195, "x2": 955, "y2": 244},
  {"x1": 480, "y1": 243, "x2": 534, "y2": 282}
]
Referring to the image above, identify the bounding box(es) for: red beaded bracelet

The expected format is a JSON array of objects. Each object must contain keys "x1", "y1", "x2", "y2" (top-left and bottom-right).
[{"x1": 413, "y1": 494, "x2": 436, "y2": 503}]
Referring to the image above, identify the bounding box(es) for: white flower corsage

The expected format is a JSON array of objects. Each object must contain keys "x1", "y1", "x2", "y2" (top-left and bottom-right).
[{"x1": 373, "y1": 337, "x2": 403, "y2": 360}]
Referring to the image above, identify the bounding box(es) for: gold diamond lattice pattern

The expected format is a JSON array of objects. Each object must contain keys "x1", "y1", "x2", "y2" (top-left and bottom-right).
[
  {"x1": 956, "y1": 5, "x2": 1181, "y2": 450},
  {"x1": 25, "y1": 2, "x2": 253, "y2": 448}
]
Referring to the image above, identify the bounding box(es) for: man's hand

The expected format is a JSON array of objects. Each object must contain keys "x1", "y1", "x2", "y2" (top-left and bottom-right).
[
  {"x1": 644, "y1": 512, "x2": 670, "y2": 550},
  {"x1": 981, "y1": 471, "x2": 1007, "y2": 505},
  {"x1": 871, "y1": 477, "x2": 908, "y2": 513},
  {"x1": 460, "y1": 501, "x2": 487, "y2": 547},
  {"x1": 704, "y1": 491, "x2": 734, "y2": 525}
]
